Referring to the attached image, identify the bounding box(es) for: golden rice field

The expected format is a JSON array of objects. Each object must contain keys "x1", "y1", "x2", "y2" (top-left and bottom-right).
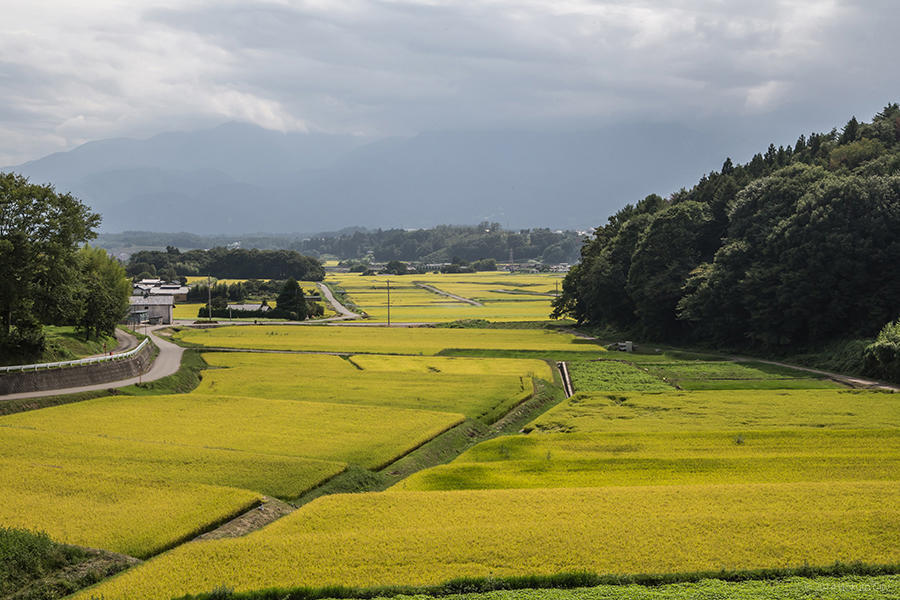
[
  {"x1": 1, "y1": 393, "x2": 464, "y2": 469},
  {"x1": 174, "y1": 324, "x2": 604, "y2": 355},
  {"x1": 198, "y1": 352, "x2": 551, "y2": 422},
  {"x1": 394, "y1": 428, "x2": 900, "y2": 490},
  {"x1": 527, "y1": 389, "x2": 900, "y2": 434},
  {"x1": 0, "y1": 458, "x2": 259, "y2": 558},
  {"x1": 0, "y1": 426, "x2": 343, "y2": 499},
  {"x1": 76, "y1": 481, "x2": 900, "y2": 599},
  {"x1": 326, "y1": 272, "x2": 564, "y2": 322}
]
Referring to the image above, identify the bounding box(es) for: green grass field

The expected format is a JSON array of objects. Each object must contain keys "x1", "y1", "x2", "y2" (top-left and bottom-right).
[
  {"x1": 197, "y1": 352, "x2": 550, "y2": 423},
  {"x1": 75, "y1": 482, "x2": 900, "y2": 599},
  {"x1": 347, "y1": 576, "x2": 900, "y2": 600},
  {"x1": 174, "y1": 325, "x2": 605, "y2": 355},
  {"x1": 567, "y1": 360, "x2": 674, "y2": 392}
]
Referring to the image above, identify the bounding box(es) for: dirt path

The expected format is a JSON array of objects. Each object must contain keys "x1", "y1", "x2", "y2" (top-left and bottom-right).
[
  {"x1": 730, "y1": 355, "x2": 900, "y2": 391},
  {"x1": 191, "y1": 497, "x2": 295, "y2": 542},
  {"x1": 415, "y1": 283, "x2": 484, "y2": 306},
  {"x1": 0, "y1": 325, "x2": 184, "y2": 401}
]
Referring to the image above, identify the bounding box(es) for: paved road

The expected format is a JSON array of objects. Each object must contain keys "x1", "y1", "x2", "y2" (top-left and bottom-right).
[
  {"x1": 0, "y1": 325, "x2": 184, "y2": 401},
  {"x1": 317, "y1": 282, "x2": 362, "y2": 319}
]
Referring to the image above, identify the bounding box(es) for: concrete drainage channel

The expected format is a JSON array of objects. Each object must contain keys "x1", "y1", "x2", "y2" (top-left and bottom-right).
[{"x1": 557, "y1": 361, "x2": 574, "y2": 397}]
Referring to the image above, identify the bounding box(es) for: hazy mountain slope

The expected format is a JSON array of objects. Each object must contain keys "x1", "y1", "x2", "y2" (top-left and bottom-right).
[{"x1": 7, "y1": 121, "x2": 742, "y2": 233}]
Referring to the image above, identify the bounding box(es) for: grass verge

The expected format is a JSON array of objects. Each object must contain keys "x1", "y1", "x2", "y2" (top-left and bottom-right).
[
  {"x1": 170, "y1": 563, "x2": 900, "y2": 600},
  {"x1": 0, "y1": 527, "x2": 136, "y2": 600}
]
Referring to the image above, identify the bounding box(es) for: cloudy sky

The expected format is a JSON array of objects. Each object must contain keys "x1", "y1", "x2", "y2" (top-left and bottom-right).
[{"x1": 1, "y1": 0, "x2": 898, "y2": 166}]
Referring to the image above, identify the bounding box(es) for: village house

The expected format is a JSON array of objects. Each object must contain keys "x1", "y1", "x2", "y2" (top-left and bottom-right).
[{"x1": 127, "y1": 295, "x2": 175, "y2": 325}]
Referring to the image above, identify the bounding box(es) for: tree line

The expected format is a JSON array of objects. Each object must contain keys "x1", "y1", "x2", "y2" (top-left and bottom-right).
[
  {"x1": 127, "y1": 247, "x2": 324, "y2": 281},
  {"x1": 0, "y1": 173, "x2": 130, "y2": 359},
  {"x1": 293, "y1": 223, "x2": 582, "y2": 264},
  {"x1": 196, "y1": 278, "x2": 322, "y2": 321},
  {"x1": 102, "y1": 225, "x2": 584, "y2": 265},
  {"x1": 553, "y1": 104, "x2": 900, "y2": 378}
]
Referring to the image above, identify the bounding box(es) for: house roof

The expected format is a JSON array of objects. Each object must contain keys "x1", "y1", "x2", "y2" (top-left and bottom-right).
[
  {"x1": 227, "y1": 303, "x2": 271, "y2": 311},
  {"x1": 129, "y1": 296, "x2": 175, "y2": 306}
]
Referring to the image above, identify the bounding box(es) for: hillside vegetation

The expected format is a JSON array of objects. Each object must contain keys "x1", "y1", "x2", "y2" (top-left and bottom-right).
[{"x1": 553, "y1": 104, "x2": 900, "y2": 378}]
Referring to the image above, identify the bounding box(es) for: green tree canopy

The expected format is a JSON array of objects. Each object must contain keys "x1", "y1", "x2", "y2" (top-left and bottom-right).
[{"x1": 0, "y1": 173, "x2": 100, "y2": 357}]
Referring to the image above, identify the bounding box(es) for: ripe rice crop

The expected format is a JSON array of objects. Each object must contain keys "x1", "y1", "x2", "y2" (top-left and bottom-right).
[
  {"x1": 174, "y1": 325, "x2": 604, "y2": 355},
  {"x1": 528, "y1": 389, "x2": 900, "y2": 434},
  {"x1": 75, "y1": 481, "x2": 900, "y2": 599},
  {"x1": 0, "y1": 458, "x2": 259, "y2": 558},
  {"x1": 1, "y1": 393, "x2": 464, "y2": 469},
  {"x1": 394, "y1": 429, "x2": 900, "y2": 490},
  {"x1": 197, "y1": 353, "x2": 550, "y2": 422},
  {"x1": 326, "y1": 272, "x2": 564, "y2": 322},
  {"x1": 0, "y1": 426, "x2": 343, "y2": 499},
  {"x1": 567, "y1": 360, "x2": 673, "y2": 392}
]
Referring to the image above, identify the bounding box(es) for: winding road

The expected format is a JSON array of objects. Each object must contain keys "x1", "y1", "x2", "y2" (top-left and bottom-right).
[{"x1": 0, "y1": 325, "x2": 184, "y2": 401}]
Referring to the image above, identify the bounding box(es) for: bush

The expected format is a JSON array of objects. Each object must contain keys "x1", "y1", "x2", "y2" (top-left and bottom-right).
[{"x1": 864, "y1": 319, "x2": 900, "y2": 382}]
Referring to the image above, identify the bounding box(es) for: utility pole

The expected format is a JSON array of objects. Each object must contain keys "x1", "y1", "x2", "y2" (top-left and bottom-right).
[
  {"x1": 207, "y1": 275, "x2": 212, "y2": 322},
  {"x1": 386, "y1": 279, "x2": 391, "y2": 327}
]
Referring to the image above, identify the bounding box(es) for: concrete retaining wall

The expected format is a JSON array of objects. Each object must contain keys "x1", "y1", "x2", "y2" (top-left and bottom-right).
[{"x1": 0, "y1": 342, "x2": 154, "y2": 395}]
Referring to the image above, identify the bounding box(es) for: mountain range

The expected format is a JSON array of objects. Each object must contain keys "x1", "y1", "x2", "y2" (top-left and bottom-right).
[{"x1": 7, "y1": 121, "x2": 752, "y2": 233}]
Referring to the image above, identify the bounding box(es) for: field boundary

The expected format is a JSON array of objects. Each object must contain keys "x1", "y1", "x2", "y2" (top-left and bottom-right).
[
  {"x1": 415, "y1": 283, "x2": 484, "y2": 306},
  {"x1": 171, "y1": 561, "x2": 900, "y2": 600}
]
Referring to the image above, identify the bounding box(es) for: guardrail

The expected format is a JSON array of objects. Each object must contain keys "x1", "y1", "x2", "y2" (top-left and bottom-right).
[{"x1": 0, "y1": 338, "x2": 150, "y2": 374}]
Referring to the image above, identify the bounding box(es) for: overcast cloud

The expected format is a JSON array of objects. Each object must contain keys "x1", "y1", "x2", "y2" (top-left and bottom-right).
[{"x1": 1, "y1": 0, "x2": 898, "y2": 166}]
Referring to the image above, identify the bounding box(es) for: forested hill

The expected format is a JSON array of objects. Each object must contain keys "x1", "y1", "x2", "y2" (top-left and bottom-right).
[{"x1": 554, "y1": 104, "x2": 900, "y2": 353}]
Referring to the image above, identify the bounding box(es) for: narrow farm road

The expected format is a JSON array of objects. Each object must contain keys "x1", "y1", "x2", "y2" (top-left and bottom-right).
[
  {"x1": 317, "y1": 282, "x2": 362, "y2": 320},
  {"x1": 0, "y1": 325, "x2": 184, "y2": 401},
  {"x1": 730, "y1": 355, "x2": 900, "y2": 391},
  {"x1": 416, "y1": 283, "x2": 483, "y2": 306}
]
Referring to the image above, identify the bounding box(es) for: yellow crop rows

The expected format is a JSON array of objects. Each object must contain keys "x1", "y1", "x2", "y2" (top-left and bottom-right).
[
  {"x1": 2, "y1": 393, "x2": 464, "y2": 469},
  {"x1": 0, "y1": 458, "x2": 259, "y2": 558},
  {"x1": 0, "y1": 426, "x2": 343, "y2": 499},
  {"x1": 174, "y1": 324, "x2": 605, "y2": 355},
  {"x1": 77, "y1": 482, "x2": 900, "y2": 599},
  {"x1": 198, "y1": 352, "x2": 551, "y2": 422},
  {"x1": 326, "y1": 272, "x2": 564, "y2": 322},
  {"x1": 528, "y1": 389, "x2": 900, "y2": 434},
  {"x1": 395, "y1": 428, "x2": 900, "y2": 490}
]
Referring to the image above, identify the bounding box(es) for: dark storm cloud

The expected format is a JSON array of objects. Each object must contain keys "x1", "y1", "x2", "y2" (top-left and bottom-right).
[{"x1": 1, "y1": 0, "x2": 898, "y2": 164}]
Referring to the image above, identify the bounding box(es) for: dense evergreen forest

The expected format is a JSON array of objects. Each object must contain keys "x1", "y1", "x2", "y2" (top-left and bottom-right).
[
  {"x1": 126, "y1": 247, "x2": 325, "y2": 281},
  {"x1": 102, "y1": 225, "x2": 583, "y2": 265},
  {"x1": 553, "y1": 104, "x2": 900, "y2": 378}
]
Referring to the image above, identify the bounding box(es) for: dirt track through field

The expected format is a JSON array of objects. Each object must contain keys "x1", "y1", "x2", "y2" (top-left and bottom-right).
[{"x1": 415, "y1": 283, "x2": 484, "y2": 306}]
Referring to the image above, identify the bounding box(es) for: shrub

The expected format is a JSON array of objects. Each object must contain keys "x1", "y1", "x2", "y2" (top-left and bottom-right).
[{"x1": 863, "y1": 318, "x2": 900, "y2": 382}]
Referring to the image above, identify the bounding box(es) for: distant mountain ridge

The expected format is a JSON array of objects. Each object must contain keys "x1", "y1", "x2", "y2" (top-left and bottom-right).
[{"x1": 7, "y1": 121, "x2": 744, "y2": 233}]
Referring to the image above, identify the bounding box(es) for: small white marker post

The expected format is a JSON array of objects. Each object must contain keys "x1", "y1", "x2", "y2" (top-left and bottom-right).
[{"x1": 386, "y1": 279, "x2": 391, "y2": 327}]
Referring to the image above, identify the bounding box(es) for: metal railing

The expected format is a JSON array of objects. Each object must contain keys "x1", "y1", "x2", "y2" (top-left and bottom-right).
[{"x1": 0, "y1": 338, "x2": 150, "y2": 373}]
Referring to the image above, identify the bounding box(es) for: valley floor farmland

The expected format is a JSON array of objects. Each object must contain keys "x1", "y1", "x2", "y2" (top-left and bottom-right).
[
  {"x1": 5, "y1": 279, "x2": 899, "y2": 599},
  {"x1": 69, "y1": 321, "x2": 900, "y2": 600}
]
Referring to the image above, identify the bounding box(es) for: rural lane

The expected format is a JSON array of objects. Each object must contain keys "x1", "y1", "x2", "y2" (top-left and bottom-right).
[
  {"x1": 0, "y1": 325, "x2": 184, "y2": 401},
  {"x1": 316, "y1": 282, "x2": 362, "y2": 319}
]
